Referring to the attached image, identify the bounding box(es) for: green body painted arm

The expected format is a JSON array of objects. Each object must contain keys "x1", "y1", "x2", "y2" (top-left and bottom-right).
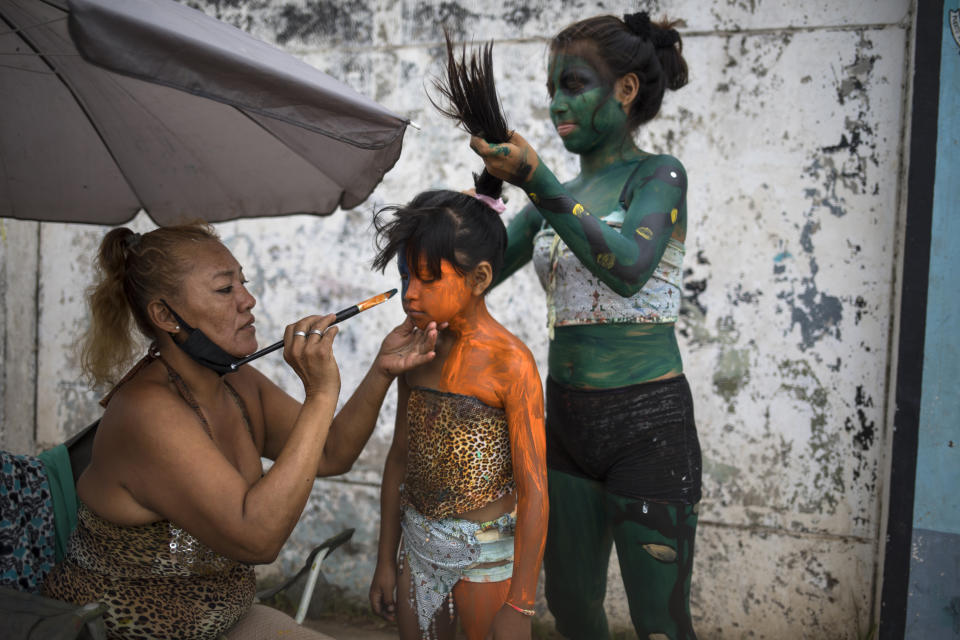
[
  {"x1": 493, "y1": 204, "x2": 542, "y2": 288},
  {"x1": 523, "y1": 155, "x2": 687, "y2": 297}
]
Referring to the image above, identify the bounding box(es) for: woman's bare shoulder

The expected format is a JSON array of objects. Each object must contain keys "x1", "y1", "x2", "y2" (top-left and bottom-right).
[{"x1": 99, "y1": 370, "x2": 203, "y2": 444}]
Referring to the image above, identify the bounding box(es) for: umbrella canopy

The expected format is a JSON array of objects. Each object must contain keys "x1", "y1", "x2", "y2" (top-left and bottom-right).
[{"x1": 0, "y1": 0, "x2": 408, "y2": 225}]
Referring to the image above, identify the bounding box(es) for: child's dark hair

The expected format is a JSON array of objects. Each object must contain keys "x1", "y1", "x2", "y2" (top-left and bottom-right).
[
  {"x1": 373, "y1": 35, "x2": 509, "y2": 287},
  {"x1": 372, "y1": 190, "x2": 507, "y2": 287},
  {"x1": 430, "y1": 33, "x2": 510, "y2": 200},
  {"x1": 552, "y1": 12, "x2": 688, "y2": 130}
]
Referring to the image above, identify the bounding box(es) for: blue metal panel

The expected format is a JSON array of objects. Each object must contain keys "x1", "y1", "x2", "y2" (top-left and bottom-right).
[
  {"x1": 913, "y1": 2, "x2": 960, "y2": 537},
  {"x1": 905, "y1": 4, "x2": 960, "y2": 638},
  {"x1": 905, "y1": 528, "x2": 960, "y2": 636}
]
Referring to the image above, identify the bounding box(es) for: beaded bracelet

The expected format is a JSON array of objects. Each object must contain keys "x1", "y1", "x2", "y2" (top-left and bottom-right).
[{"x1": 504, "y1": 601, "x2": 535, "y2": 617}]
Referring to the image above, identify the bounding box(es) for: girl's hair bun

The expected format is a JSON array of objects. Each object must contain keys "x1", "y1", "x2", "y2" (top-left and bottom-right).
[{"x1": 624, "y1": 11, "x2": 680, "y2": 49}]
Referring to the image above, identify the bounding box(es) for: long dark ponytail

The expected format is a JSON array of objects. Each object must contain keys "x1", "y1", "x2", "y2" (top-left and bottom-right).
[
  {"x1": 371, "y1": 35, "x2": 510, "y2": 289},
  {"x1": 430, "y1": 33, "x2": 510, "y2": 200}
]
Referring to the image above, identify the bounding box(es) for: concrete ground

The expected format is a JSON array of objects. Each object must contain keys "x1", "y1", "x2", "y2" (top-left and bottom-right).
[
  {"x1": 303, "y1": 617, "x2": 478, "y2": 639},
  {"x1": 303, "y1": 615, "x2": 575, "y2": 640},
  {"x1": 305, "y1": 618, "x2": 399, "y2": 640}
]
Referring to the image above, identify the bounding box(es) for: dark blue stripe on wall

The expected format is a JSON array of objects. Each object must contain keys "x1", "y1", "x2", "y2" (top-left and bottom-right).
[{"x1": 880, "y1": 1, "x2": 943, "y2": 638}]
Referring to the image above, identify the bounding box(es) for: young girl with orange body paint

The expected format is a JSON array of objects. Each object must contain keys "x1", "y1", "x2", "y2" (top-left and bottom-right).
[
  {"x1": 367, "y1": 189, "x2": 547, "y2": 640},
  {"x1": 368, "y1": 42, "x2": 547, "y2": 640}
]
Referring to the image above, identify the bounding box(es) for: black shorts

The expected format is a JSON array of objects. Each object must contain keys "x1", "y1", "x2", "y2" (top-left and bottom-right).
[{"x1": 546, "y1": 375, "x2": 702, "y2": 504}]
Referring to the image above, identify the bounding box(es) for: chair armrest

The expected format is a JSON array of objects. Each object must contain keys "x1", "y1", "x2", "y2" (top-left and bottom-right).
[{"x1": 255, "y1": 528, "x2": 355, "y2": 602}]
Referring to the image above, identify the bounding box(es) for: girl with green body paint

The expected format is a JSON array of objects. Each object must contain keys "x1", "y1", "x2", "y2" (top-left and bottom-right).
[{"x1": 473, "y1": 12, "x2": 701, "y2": 640}]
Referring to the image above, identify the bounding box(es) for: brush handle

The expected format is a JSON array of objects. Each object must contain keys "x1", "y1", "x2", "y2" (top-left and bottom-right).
[{"x1": 228, "y1": 291, "x2": 394, "y2": 370}]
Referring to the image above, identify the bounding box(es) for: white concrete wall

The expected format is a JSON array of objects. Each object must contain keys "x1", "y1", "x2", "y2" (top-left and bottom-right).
[{"x1": 0, "y1": 1, "x2": 915, "y2": 637}]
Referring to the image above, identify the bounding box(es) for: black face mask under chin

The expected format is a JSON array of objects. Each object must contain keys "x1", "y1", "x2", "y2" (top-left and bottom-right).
[{"x1": 161, "y1": 300, "x2": 238, "y2": 375}]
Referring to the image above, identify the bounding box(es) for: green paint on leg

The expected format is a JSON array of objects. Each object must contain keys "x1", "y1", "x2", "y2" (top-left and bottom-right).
[
  {"x1": 543, "y1": 470, "x2": 613, "y2": 639},
  {"x1": 607, "y1": 496, "x2": 699, "y2": 640}
]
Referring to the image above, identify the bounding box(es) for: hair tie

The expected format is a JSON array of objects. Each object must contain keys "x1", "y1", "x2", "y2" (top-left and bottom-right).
[
  {"x1": 653, "y1": 29, "x2": 680, "y2": 49},
  {"x1": 473, "y1": 193, "x2": 506, "y2": 214},
  {"x1": 624, "y1": 12, "x2": 679, "y2": 49},
  {"x1": 624, "y1": 11, "x2": 653, "y2": 39},
  {"x1": 124, "y1": 232, "x2": 142, "y2": 251}
]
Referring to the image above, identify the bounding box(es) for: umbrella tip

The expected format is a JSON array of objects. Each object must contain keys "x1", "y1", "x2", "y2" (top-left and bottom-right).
[{"x1": 407, "y1": 120, "x2": 422, "y2": 131}]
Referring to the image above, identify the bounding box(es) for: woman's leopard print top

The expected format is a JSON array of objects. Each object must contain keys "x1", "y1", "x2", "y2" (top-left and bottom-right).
[
  {"x1": 43, "y1": 503, "x2": 255, "y2": 640},
  {"x1": 403, "y1": 387, "x2": 514, "y2": 518}
]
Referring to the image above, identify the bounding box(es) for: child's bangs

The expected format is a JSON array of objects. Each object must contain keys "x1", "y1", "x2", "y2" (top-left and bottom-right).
[{"x1": 403, "y1": 208, "x2": 460, "y2": 280}]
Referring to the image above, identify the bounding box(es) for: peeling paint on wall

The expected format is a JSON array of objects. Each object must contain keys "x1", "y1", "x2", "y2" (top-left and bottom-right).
[{"x1": 0, "y1": 1, "x2": 914, "y2": 637}]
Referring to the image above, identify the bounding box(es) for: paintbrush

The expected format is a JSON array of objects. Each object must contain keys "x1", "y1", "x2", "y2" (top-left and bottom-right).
[{"x1": 230, "y1": 288, "x2": 398, "y2": 370}]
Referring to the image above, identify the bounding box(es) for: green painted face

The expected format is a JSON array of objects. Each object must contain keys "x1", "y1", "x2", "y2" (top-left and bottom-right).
[{"x1": 547, "y1": 53, "x2": 629, "y2": 156}]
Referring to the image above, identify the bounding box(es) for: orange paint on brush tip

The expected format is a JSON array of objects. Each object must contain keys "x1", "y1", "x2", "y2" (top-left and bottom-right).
[{"x1": 355, "y1": 289, "x2": 397, "y2": 312}]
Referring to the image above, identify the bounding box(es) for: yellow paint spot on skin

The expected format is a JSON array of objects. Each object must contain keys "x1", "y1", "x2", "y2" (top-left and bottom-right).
[
  {"x1": 636, "y1": 226, "x2": 653, "y2": 240},
  {"x1": 597, "y1": 253, "x2": 615, "y2": 269},
  {"x1": 642, "y1": 544, "x2": 677, "y2": 563},
  {"x1": 671, "y1": 208, "x2": 678, "y2": 224},
  {"x1": 572, "y1": 203, "x2": 584, "y2": 217},
  {"x1": 529, "y1": 192, "x2": 540, "y2": 204}
]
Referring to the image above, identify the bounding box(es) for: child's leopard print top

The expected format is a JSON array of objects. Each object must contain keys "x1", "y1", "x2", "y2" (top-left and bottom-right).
[{"x1": 403, "y1": 387, "x2": 514, "y2": 518}]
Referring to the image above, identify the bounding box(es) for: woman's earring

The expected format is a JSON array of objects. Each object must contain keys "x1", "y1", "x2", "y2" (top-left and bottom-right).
[{"x1": 174, "y1": 325, "x2": 181, "y2": 332}]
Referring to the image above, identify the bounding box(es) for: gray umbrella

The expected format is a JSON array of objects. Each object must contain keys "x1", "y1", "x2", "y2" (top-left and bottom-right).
[{"x1": 0, "y1": 0, "x2": 408, "y2": 225}]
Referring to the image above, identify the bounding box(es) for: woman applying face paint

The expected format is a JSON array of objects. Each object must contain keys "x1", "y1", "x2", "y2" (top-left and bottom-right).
[
  {"x1": 470, "y1": 12, "x2": 701, "y2": 640},
  {"x1": 42, "y1": 222, "x2": 441, "y2": 640}
]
